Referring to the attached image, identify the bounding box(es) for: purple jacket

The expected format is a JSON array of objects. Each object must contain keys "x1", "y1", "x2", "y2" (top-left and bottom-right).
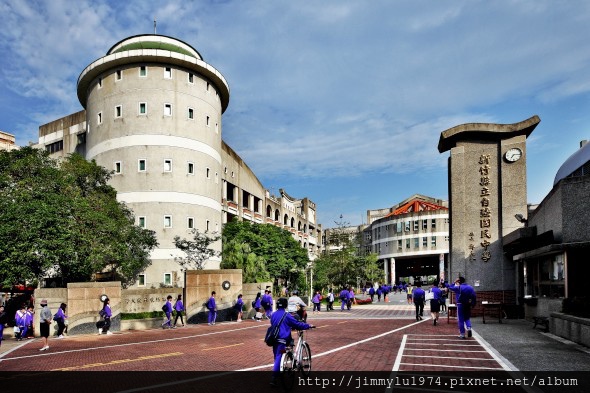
[
  {"x1": 312, "y1": 294, "x2": 321, "y2": 303},
  {"x1": 174, "y1": 300, "x2": 184, "y2": 312},
  {"x1": 207, "y1": 296, "x2": 216, "y2": 311},
  {"x1": 269, "y1": 308, "x2": 311, "y2": 345},
  {"x1": 54, "y1": 308, "x2": 66, "y2": 320},
  {"x1": 103, "y1": 304, "x2": 112, "y2": 318},
  {"x1": 164, "y1": 301, "x2": 173, "y2": 313}
]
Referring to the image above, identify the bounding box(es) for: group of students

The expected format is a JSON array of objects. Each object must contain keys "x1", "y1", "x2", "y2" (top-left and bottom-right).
[
  {"x1": 367, "y1": 285, "x2": 392, "y2": 302},
  {"x1": 161, "y1": 294, "x2": 187, "y2": 328}
]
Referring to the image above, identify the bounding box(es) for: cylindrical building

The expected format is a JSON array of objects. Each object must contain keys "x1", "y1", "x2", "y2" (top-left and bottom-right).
[{"x1": 77, "y1": 35, "x2": 230, "y2": 286}]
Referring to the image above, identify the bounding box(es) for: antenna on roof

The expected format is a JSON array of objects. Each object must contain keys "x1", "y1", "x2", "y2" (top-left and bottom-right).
[{"x1": 154, "y1": 18, "x2": 157, "y2": 34}]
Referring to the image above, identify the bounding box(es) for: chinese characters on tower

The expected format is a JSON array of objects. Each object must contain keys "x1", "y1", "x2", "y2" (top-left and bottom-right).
[{"x1": 467, "y1": 154, "x2": 493, "y2": 263}]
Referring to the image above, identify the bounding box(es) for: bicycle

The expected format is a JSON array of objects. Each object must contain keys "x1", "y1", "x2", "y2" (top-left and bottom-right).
[{"x1": 279, "y1": 328, "x2": 313, "y2": 390}]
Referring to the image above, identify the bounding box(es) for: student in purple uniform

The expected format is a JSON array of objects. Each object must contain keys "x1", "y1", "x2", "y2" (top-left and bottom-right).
[
  {"x1": 98, "y1": 298, "x2": 113, "y2": 335},
  {"x1": 15, "y1": 304, "x2": 26, "y2": 341},
  {"x1": 413, "y1": 282, "x2": 426, "y2": 321},
  {"x1": 312, "y1": 290, "x2": 321, "y2": 314},
  {"x1": 207, "y1": 291, "x2": 217, "y2": 325},
  {"x1": 447, "y1": 277, "x2": 477, "y2": 339},
  {"x1": 268, "y1": 298, "x2": 314, "y2": 387},
  {"x1": 339, "y1": 288, "x2": 349, "y2": 311},
  {"x1": 161, "y1": 295, "x2": 174, "y2": 329},
  {"x1": 25, "y1": 305, "x2": 35, "y2": 338},
  {"x1": 252, "y1": 292, "x2": 262, "y2": 321},
  {"x1": 54, "y1": 303, "x2": 67, "y2": 338},
  {"x1": 234, "y1": 294, "x2": 244, "y2": 322},
  {"x1": 262, "y1": 290, "x2": 272, "y2": 319},
  {"x1": 173, "y1": 294, "x2": 185, "y2": 327}
]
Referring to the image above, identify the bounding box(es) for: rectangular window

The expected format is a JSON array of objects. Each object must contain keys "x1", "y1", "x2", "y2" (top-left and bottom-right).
[
  {"x1": 164, "y1": 104, "x2": 172, "y2": 116},
  {"x1": 397, "y1": 240, "x2": 402, "y2": 250},
  {"x1": 139, "y1": 66, "x2": 147, "y2": 77},
  {"x1": 422, "y1": 237, "x2": 428, "y2": 247},
  {"x1": 138, "y1": 274, "x2": 146, "y2": 286},
  {"x1": 404, "y1": 221, "x2": 410, "y2": 232},
  {"x1": 396, "y1": 222, "x2": 402, "y2": 233},
  {"x1": 115, "y1": 105, "x2": 122, "y2": 118},
  {"x1": 164, "y1": 273, "x2": 171, "y2": 286},
  {"x1": 187, "y1": 162, "x2": 194, "y2": 174},
  {"x1": 164, "y1": 215, "x2": 172, "y2": 228},
  {"x1": 188, "y1": 108, "x2": 194, "y2": 119},
  {"x1": 45, "y1": 140, "x2": 64, "y2": 154},
  {"x1": 138, "y1": 159, "x2": 146, "y2": 172},
  {"x1": 139, "y1": 102, "x2": 147, "y2": 115},
  {"x1": 187, "y1": 217, "x2": 194, "y2": 229},
  {"x1": 413, "y1": 220, "x2": 419, "y2": 231},
  {"x1": 414, "y1": 238, "x2": 419, "y2": 248},
  {"x1": 98, "y1": 77, "x2": 103, "y2": 88},
  {"x1": 188, "y1": 73, "x2": 194, "y2": 83},
  {"x1": 138, "y1": 216, "x2": 146, "y2": 228},
  {"x1": 164, "y1": 159, "x2": 172, "y2": 172},
  {"x1": 206, "y1": 116, "x2": 210, "y2": 127},
  {"x1": 116, "y1": 69, "x2": 122, "y2": 80},
  {"x1": 206, "y1": 82, "x2": 210, "y2": 92},
  {"x1": 206, "y1": 167, "x2": 210, "y2": 178},
  {"x1": 206, "y1": 219, "x2": 210, "y2": 232},
  {"x1": 164, "y1": 67, "x2": 172, "y2": 79},
  {"x1": 432, "y1": 236, "x2": 437, "y2": 246},
  {"x1": 431, "y1": 219, "x2": 436, "y2": 229},
  {"x1": 97, "y1": 112, "x2": 102, "y2": 124},
  {"x1": 114, "y1": 161, "x2": 122, "y2": 174},
  {"x1": 405, "y1": 239, "x2": 411, "y2": 249},
  {"x1": 423, "y1": 219, "x2": 428, "y2": 229}
]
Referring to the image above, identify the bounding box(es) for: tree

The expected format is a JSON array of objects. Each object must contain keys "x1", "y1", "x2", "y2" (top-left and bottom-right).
[
  {"x1": 220, "y1": 239, "x2": 270, "y2": 283},
  {"x1": 221, "y1": 219, "x2": 309, "y2": 286},
  {"x1": 0, "y1": 147, "x2": 158, "y2": 288},
  {"x1": 173, "y1": 229, "x2": 221, "y2": 270}
]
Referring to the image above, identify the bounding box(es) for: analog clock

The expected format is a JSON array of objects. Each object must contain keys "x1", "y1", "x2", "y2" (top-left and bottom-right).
[
  {"x1": 505, "y1": 148, "x2": 522, "y2": 162},
  {"x1": 222, "y1": 280, "x2": 231, "y2": 290}
]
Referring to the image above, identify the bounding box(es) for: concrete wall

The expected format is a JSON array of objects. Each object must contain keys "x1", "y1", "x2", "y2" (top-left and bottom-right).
[
  {"x1": 524, "y1": 297, "x2": 562, "y2": 320},
  {"x1": 551, "y1": 312, "x2": 590, "y2": 348}
]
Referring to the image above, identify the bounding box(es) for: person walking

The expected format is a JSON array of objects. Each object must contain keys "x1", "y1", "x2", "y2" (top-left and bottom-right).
[
  {"x1": 162, "y1": 295, "x2": 174, "y2": 329},
  {"x1": 234, "y1": 294, "x2": 244, "y2": 322},
  {"x1": 339, "y1": 288, "x2": 349, "y2": 311},
  {"x1": 406, "y1": 283, "x2": 414, "y2": 304},
  {"x1": 98, "y1": 298, "x2": 113, "y2": 335},
  {"x1": 54, "y1": 303, "x2": 67, "y2": 338},
  {"x1": 376, "y1": 285, "x2": 382, "y2": 302},
  {"x1": 15, "y1": 304, "x2": 26, "y2": 341},
  {"x1": 327, "y1": 289, "x2": 335, "y2": 311},
  {"x1": 173, "y1": 294, "x2": 185, "y2": 327},
  {"x1": 25, "y1": 305, "x2": 35, "y2": 338},
  {"x1": 207, "y1": 291, "x2": 217, "y2": 325},
  {"x1": 413, "y1": 282, "x2": 425, "y2": 321},
  {"x1": 38, "y1": 299, "x2": 52, "y2": 351},
  {"x1": 447, "y1": 277, "x2": 477, "y2": 339},
  {"x1": 268, "y1": 298, "x2": 314, "y2": 387},
  {"x1": 262, "y1": 290, "x2": 273, "y2": 319},
  {"x1": 312, "y1": 291, "x2": 321, "y2": 314},
  {"x1": 368, "y1": 286, "x2": 375, "y2": 302},
  {"x1": 429, "y1": 280, "x2": 443, "y2": 326},
  {"x1": 252, "y1": 292, "x2": 263, "y2": 322},
  {"x1": 439, "y1": 283, "x2": 448, "y2": 314}
]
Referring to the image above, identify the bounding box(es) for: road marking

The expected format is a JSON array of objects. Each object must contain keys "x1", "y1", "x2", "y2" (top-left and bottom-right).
[
  {"x1": 392, "y1": 334, "x2": 407, "y2": 370},
  {"x1": 202, "y1": 343, "x2": 243, "y2": 351},
  {"x1": 52, "y1": 352, "x2": 183, "y2": 371},
  {"x1": 1, "y1": 323, "x2": 266, "y2": 362},
  {"x1": 400, "y1": 362, "x2": 504, "y2": 370},
  {"x1": 403, "y1": 354, "x2": 498, "y2": 361}
]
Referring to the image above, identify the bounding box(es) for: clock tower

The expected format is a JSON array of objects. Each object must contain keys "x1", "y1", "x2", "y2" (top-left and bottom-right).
[{"x1": 438, "y1": 116, "x2": 540, "y2": 300}]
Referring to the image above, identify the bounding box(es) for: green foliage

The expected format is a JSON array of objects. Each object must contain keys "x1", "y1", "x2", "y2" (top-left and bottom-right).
[
  {"x1": 0, "y1": 147, "x2": 158, "y2": 288},
  {"x1": 221, "y1": 219, "x2": 309, "y2": 285},
  {"x1": 173, "y1": 229, "x2": 221, "y2": 270}
]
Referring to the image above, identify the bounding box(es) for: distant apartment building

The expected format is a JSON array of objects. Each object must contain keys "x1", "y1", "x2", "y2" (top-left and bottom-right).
[
  {"x1": 0, "y1": 131, "x2": 18, "y2": 151},
  {"x1": 362, "y1": 194, "x2": 450, "y2": 285},
  {"x1": 33, "y1": 34, "x2": 322, "y2": 287}
]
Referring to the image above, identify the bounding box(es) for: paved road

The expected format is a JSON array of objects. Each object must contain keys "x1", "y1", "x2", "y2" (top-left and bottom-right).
[{"x1": 1, "y1": 293, "x2": 589, "y2": 392}]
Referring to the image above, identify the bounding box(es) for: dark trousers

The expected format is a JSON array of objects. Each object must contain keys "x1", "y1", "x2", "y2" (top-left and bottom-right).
[
  {"x1": 174, "y1": 311, "x2": 184, "y2": 325},
  {"x1": 415, "y1": 301, "x2": 424, "y2": 319},
  {"x1": 57, "y1": 319, "x2": 66, "y2": 336}
]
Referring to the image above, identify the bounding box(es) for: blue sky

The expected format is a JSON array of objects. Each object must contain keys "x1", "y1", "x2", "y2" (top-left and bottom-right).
[{"x1": 1, "y1": 0, "x2": 589, "y2": 227}]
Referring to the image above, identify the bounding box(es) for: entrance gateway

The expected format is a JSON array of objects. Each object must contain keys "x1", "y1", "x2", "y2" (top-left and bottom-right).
[{"x1": 438, "y1": 115, "x2": 540, "y2": 304}]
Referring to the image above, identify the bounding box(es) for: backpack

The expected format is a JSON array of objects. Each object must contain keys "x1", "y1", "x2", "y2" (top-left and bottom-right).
[
  {"x1": 252, "y1": 300, "x2": 257, "y2": 308},
  {"x1": 162, "y1": 304, "x2": 167, "y2": 312},
  {"x1": 264, "y1": 312, "x2": 287, "y2": 347}
]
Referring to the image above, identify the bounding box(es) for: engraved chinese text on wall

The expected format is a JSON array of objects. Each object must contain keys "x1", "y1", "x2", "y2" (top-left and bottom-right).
[{"x1": 468, "y1": 154, "x2": 493, "y2": 263}]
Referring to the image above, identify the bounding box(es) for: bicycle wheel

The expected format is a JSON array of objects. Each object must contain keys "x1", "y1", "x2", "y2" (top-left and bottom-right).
[
  {"x1": 299, "y1": 342, "x2": 312, "y2": 376},
  {"x1": 280, "y1": 351, "x2": 296, "y2": 391}
]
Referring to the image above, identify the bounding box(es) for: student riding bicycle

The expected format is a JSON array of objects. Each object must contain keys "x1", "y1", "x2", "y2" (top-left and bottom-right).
[
  {"x1": 269, "y1": 297, "x2": 314, "y2": 386},
  {"x1": 287, "y1": 290, "x2": 307, "y2": 322}
]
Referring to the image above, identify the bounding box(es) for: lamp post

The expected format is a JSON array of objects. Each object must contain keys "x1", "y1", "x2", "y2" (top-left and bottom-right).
[{"x1": 308, "y1": 263, "x2": 313, "y2": 307}]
